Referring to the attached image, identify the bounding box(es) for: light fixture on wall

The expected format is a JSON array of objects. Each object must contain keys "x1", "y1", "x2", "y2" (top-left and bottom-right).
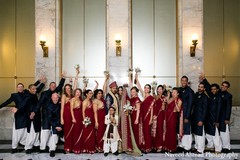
[
  {"x1": 190, "y1": 33, "x2": 198, "y2": 57},
  {"x1": 39, "y1": 35, "x2": 49, "y2": 57},
  {"x1": 115, "y1": 34, "x2": 121, "y2": 56}
]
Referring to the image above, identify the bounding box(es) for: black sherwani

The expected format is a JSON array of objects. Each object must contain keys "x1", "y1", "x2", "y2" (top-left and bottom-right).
[
  {"x1": 179, "y1": 86, "x2": 194, "y2": 134},
  {"x1": 20, "y1": 91, "x2": 41, "y2": 133},
  {"x1": 219, "y1": 91, "x2": 232, "y2": 132},
  {"x1": 0, "y1": 80, "x2": 44, "y2": 129},
  {"x1": 205, "y1": 93, "x2": 222, "y2": 136},
  {"x1": 47, "y1": 101, "x2": 61, "y2": 134},
  {"x1": 192, "y1": 92, "x2": 208, "y2": 136},
  {"x1": 35, "y1": 78, "x2": 65, "y2": 129}
]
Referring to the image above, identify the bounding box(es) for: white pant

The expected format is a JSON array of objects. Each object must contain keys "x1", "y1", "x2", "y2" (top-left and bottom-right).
[
  {"x1": 12, "y1": 121, "x2": 27, "y2": 149},
  {"x1": 194, "y1": 127, "x2": 205, "y2": 153},
  {"x1": 103, "y1": 139, "x2": 118, "y2": 153},
  {"x1": 48, "y1": 134, "x2": 59, "y2": 151},
  {"x1": 24, "y1": 122, "x2": 40, "y2": 150},
  {"x1": 178, "y1": 134, "x2": 192, "y2": 150},
  {"x1": 40, "y1": 129, "x2": 50, "y2": 150},
  {"x1": 220, "y1": 124, "x2": 231, "y2": 150},
  {"x1": 206, "y1": 131, "x2": 222, "y2": 152}
]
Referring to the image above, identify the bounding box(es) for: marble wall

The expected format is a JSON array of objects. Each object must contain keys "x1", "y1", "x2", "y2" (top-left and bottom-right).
[
  {"x1": 1, "y1": 0, "x2": 239, "y2": 141},
  {"x1": 106, "y1": 0, "x2": 131, "y2": 85},
  {"x1": 177, "y1": 0, "x2": 203, "y2": 91}
]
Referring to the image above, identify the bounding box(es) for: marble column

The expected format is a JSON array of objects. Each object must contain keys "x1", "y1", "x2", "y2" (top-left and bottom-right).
[
  {"x1": 178, "y1": 0, "x2": 203, "y2": 91},
  {"x1": 106, "y1": 0, "x2": 132, "y2": 85},
  {"x1": 35, "y1": 0, "x2": 58, "y2": 85}
]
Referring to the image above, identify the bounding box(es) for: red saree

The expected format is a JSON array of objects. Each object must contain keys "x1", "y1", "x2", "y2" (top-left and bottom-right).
[
  {"x1": 141, "y1": 95, "x2": 155, "y2": 152},
  {"x1": 72, "y1": 105, "x2": 83, "y2": 153},
  {"x1": 81, "y1": 102, "x2": 96, "y2": 153},
  {"x1": 164, "y1": 99, "x2": 178, "y2": 152},
  {"x1": 152, "y1": 96, "x2": 165, "y2": 151},
  {"x1": 95, "y1": 100, "x2": 106, "y2": 152},
  {"x1": 130, "y1": 97, "x2": 142, "y2": 149},
  {"x1": 63, "y1": 101, "x2": 73, "y2": 152}
]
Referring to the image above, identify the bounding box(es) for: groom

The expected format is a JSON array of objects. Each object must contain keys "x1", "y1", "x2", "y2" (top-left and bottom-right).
[{"x1": 105, "y1": 81, "x2": 119, "y2": 116}]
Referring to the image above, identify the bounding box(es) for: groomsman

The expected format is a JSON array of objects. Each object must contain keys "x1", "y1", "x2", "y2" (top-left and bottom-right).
[
  {"x1": 21, "y1": 84, "x2": 42, "y2": 154},
  {"x1": 35, "y1": 74, "x2": 65, "y2": 152},
  {"x1": 219, "y1": 81, "x2": 232, "y2": 153},
  {"x1": 105, "y1": 81, "x2": 119, "y2": 115},
  {"x1": 204, "y1": 83, "x2": 222, "y2": 153},
  {"x1": 47, "y1": 93, "x2": 62, "y2": 157},
  {"x1": 0, "y1": 79, "x2": 45, "y2": 153},
  {"x1": 178, "y1": 76, "x2": 194, "y2": 152},
  {"x1": 192, "y1": 82, "x2": 208, "y2": 154}
]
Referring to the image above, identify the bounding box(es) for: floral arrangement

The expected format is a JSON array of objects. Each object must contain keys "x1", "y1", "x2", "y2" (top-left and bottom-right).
[
  {"x1": 82, "y1": 76, "x2": 89, "y2": 85},
  {"x1": 123, "y1": 103, "x2": 133, "y2": 116},
  {"x1": 82, "y1": 116, "x2": 91, "y2": 127},
  {"x1": 74, "y1": 64, "x2": 80, "y2": 70},
  {"x1": 104, "y1": 71, "x2": 110, "y2": 76},
  {"x1": 151, "y1": 81, "x2": 158, "y2": 89},
  {"x1": 166, "y1": 85, "x2": 173, "y2": 92},
  {"x1": 128, "y1": 68, "x2": 133, "y2": 75},
  {"x1": 134, "y1": 67, "x2": 141, "y2": 74}
]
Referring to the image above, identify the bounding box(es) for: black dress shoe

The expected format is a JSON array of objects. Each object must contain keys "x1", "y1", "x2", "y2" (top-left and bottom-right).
[
  {"x1": 33, "y1": 146, "x2": 40, "y2": 152},
  {"x1": 104, "y1": 153, "x2": 108, "y2": 156},
  {"x1": 194, "y1": 150, "x2": 202, "y2": 154},
  {"x1": 11, "y1": 149, "x2": 18, "y2": 154},
  {"x1": 222, "y1": 148, "x2": 230, "y2": 153},
  {"x1": 50, "y1": 151, "x2": 55, "y2": 157},
  {"x1": 26, "y1": 149, "x2": 32, "y2": 154},
  {"x1": 113, "y1": 151, "x2": 118, "y2": 155},
  {"x1": 176, "y1": 147, "x2": 184, "y2": 152},
  {"x1": 40, "y1": 149, "x2": 48, "y2": 153},
  {"x1": 18, "y1": 143, "x2": 25, "y2": 147}
]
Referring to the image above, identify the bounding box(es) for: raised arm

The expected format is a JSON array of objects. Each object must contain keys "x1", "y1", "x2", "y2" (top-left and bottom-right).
[
  {"x1": 73, "y1": 68, "x2": 80, "y2": 90},
  {"x1": 93, "y1": 80, "x2": 99, "y2": 92},
  {"x1": 103, "y1": 76, "x2": 109, "y2": 96},
  {"x1": 36, "y1": 76, "x2": 47, "y2": 94},
  {"x1": 55, "y1": 72, "x2": 66, "y2": 93},
  {"x1": 135, "y1": 73, "x2": 144, "y2": 97}
]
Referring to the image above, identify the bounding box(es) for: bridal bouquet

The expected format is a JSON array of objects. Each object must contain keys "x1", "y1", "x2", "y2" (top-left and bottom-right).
[
  {"x1": 134, "y1": 67, "x2": 141, "y2": 74},
  {"x1": 74, "y1": 64, "x2": 80, "y2": 70},
  {"x1": 166, "y1": 85, "x2": 173, "y2": 92},
  {"x1": 82, "y1": 117, "x2": 91, "y2": 127},
  {"x1": 151, "y1": 81, "x2": 158, "y2": 90},
  {"x1": 123, "y1": 103, "x2": 133, "y2": 116},
  {"x1": 82, "y1": 76, "x2": 89, "y2": 85}
]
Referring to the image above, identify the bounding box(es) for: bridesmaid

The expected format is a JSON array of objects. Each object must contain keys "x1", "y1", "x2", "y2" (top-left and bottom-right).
[
  {"x1": 136, "y1": 74, "x2": 155, "y2": 153},
  {"x1": 129, "y1": 86, "x2": 142, "y2": 149},
  {"x1": 61, "y1": 68, "x2": 79, "y2": 153},
  {"x1": 81, "y1": 89, "x2": 96, "y2": 153},
  {"x1": 70, "y1": 88, "x2": 83, "y2": 154},
  {"x1": 152, "y1": 85, "x2": 166, "y2": 152},
  {"x1": 164, "y1": 88, "x2": 182, "y2": 152},
  {"x1": 93, "y1": 89, "x2": 106, "y2": 152}
]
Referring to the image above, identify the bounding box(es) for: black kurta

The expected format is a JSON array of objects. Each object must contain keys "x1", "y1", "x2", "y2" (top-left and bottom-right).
[
  {"x1": 0, "y1": 80, "x2": 44, "y2": 129},
  {"x1": 179, "y1": 86, "x2": 194, "y2": 134},
  {"x1": 192, "y1": 92, "x2": 208, "y2": 136},
  {"x1": 219, "y1": 91, "x2": 232, "y2": 132},
  {"x1": 205, "y1": 93, "x2": 222, "y2": 135},
  {"x1": 35, "y1": 78, "x2": 65, "y2": 129},
  {"x1": 47, "y1": 101, "x2": 61, "y2": 134}
]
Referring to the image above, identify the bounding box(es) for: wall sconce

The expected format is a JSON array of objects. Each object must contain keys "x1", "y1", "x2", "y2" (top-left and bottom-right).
[
  {"x1": 190, "y1": 33, "x2": 198, "y2": 57},
  {"x1": 115, "y1": 34, "x2": 121, "y2": 56},
  {"x1": 39, "y1": 35, "x2": 48, "y2": 57}
]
